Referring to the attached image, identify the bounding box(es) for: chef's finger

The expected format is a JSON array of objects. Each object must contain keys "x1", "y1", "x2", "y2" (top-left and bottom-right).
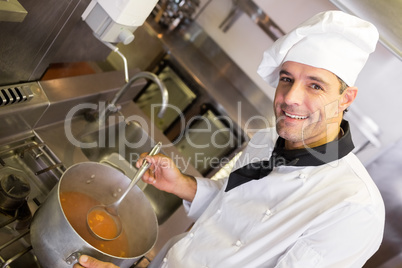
[
  {"x1": 135, "y1": 152, "x2": 149, "y2": 168},
  {"x1": 141, "y1": 168, "x2": 157, "y2": 184}
]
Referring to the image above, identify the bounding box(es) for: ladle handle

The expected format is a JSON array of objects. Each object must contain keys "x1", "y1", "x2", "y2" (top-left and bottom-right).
[{"x1": 115, "y1": 142, "x2": 162, "y2": 205}]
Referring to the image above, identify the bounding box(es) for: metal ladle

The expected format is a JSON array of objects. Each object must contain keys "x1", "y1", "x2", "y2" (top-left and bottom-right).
[{"x1": 86, "y1": 142, "x2": 162, "y2": 241}]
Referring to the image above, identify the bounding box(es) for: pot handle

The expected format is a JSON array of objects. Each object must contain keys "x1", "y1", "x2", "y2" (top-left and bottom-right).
[{"x1": 65, "y1": 252, "x2": 81, "y2": 266}]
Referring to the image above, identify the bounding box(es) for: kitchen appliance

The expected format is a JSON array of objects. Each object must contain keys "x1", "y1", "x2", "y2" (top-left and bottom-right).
[
  {"x1": 82, "y1": 0, "x2": 158, "y2": 45},
  {"x1": 0, "y1": 133, "x2": 64, "y2": 267},
  {"x1": 0, "y1": 0, "x2": 112, "y2": 86}
]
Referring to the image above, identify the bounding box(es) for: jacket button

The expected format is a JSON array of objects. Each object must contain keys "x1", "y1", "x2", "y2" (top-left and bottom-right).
[
  {"x1": 235, "y1": 240, "x2": 242, "y2": 247},
  {"x1": 265, "y1": 209, "x2": 272, "y2": 216},
  {"x1": 298, "y1": 173, "x2": 307, "y2": 179},
  {"x1": 262, "y1": 209, "x2": 273, "y2": 222}
]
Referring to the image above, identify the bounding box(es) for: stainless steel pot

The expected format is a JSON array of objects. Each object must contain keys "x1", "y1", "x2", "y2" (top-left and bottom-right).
[{"x1": 30, "y1": 162, "x2": 158, "y2": 268}]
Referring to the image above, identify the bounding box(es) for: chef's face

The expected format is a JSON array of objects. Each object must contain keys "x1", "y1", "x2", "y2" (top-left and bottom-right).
[{"x1": 274, "y1": 61, "x2": 356, "y2": 150}]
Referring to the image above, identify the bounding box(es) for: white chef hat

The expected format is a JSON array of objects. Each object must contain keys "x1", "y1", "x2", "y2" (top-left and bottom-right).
[{"x1": 257, "y1": 10, "x2": 379, "y2": 87}]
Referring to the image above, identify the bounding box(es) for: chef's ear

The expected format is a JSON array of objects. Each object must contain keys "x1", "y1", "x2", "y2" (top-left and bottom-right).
[{"x1": 340, "y1": 86, "x2": 358, "y2": 112}]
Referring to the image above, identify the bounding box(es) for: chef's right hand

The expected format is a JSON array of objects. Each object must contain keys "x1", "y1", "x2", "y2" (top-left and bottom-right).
[
  {"x1": 137, "y1": 153, "x2": 197, "y2": 202},
  {"x1": 73, "y1": 255, "x2": 119, "y2": 268}
]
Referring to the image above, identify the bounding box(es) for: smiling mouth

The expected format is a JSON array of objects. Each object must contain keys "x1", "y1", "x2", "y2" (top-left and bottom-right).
[{"x1": 284, "y1": 111, "x2": 308, "y2": 120}]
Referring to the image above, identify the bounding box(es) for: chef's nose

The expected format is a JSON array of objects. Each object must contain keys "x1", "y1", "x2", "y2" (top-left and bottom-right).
[{"x1": 284, "y1": 82, "x2": 304, "y2": 106}]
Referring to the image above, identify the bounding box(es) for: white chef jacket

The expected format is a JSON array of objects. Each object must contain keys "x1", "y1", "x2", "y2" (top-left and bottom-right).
[{"x1": 159, "y1": 128, "x2": 385, "y2": 268}]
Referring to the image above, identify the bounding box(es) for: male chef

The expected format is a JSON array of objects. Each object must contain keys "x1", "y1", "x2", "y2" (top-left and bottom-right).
[{"x1": 75, "y1": 10, "x2": 385, "y2": 268}]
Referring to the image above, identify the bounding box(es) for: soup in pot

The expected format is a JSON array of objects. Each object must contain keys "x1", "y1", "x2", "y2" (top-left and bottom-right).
[{"x1": 60, "y1": 191, "x2": 130, "y2": 257}]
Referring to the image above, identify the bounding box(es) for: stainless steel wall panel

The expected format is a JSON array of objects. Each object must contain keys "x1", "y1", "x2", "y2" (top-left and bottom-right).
[{"x1": 0, "y1": 82, "x2": 49, "y2": 143}]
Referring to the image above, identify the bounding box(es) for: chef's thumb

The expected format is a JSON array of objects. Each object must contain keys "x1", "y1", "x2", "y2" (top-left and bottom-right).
[{"x1": 77, "y1": 255, "x2": 119, "y2": 268}]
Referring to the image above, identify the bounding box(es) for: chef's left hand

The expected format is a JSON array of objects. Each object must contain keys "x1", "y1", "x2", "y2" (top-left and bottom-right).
[{"x1": 73, "y1": 255, "x2": 119, "y2": 268}]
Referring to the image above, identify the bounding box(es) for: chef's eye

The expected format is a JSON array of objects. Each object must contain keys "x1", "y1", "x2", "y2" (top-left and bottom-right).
[
  {"x1": 311, "y1": 84, "x2": 323, "y2": 90},
  {"x1": 280, "y1": 77, "x2": 292, "y2": 83}
]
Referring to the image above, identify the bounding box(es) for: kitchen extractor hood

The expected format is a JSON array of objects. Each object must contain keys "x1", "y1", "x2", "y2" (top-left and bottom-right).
[{"x1": 0, "y1": 0, "x2": 110, "y2": 86}]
